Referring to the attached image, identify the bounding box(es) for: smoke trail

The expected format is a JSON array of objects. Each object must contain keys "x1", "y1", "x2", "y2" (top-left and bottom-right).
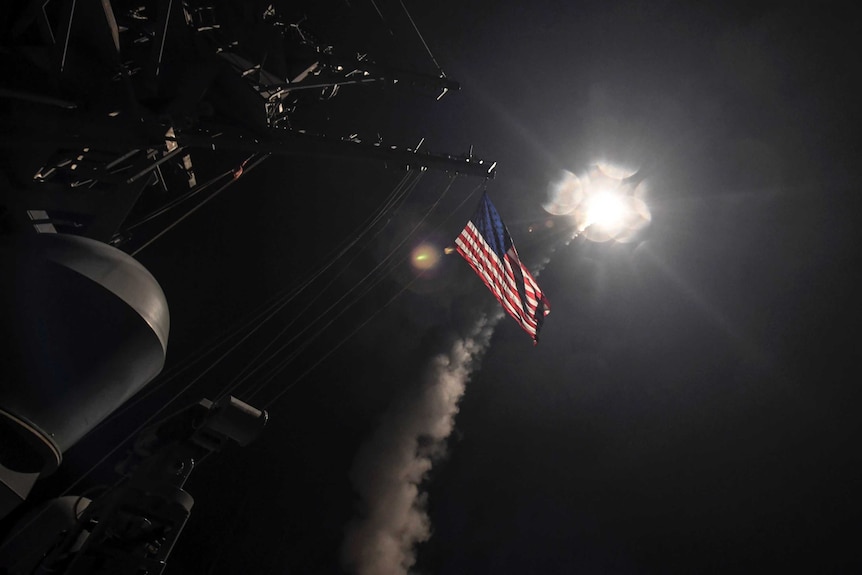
[{"x1": 341, "y1": 313, "x2": 500, "y2": 575}]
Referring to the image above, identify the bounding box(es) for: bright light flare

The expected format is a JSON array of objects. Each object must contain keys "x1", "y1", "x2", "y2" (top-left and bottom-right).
[
  {"x1": 542, "y1": 171, "x2": 582, "y2": 216},
  {"x1": 582, "y1": 191, "x2": 627, "y2": 231},
  {"x1": 595, "y1": 161, "x2": 638, "y2": 180},
  {"x1": 410, "y1": 243, "x2": 441, "y2": 271},
  {"x1": 545, "y1": 163, "x2": 652, "y2": 243}
]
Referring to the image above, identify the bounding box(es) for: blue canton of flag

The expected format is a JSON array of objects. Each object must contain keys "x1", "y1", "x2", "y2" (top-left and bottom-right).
[{"x1": 456, "y1": 193, "x2": 550, "y2": 343}]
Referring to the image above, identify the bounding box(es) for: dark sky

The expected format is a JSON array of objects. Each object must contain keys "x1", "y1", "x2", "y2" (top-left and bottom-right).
[{"x1": 45, "y1": 1, "x2": 862, "y2": 573}]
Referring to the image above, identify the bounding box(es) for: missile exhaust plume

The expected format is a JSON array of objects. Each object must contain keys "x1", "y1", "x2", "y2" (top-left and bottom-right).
[{"x1": 341, "y1": 314, "x2": 499, "y2": 575}]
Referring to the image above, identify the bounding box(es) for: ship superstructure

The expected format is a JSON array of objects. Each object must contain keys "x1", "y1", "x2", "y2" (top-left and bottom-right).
[{"x1": 1, "y1": 2, "x2": 495, "y2": 572}]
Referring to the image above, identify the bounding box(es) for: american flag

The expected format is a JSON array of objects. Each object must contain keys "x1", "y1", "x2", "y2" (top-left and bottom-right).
[{"x1": 456, "y1": 193, "x2": 550, "y2": 343}]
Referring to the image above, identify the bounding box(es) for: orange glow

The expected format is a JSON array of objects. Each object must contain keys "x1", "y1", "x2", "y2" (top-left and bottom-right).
[{"x1": 410, "y1": 244, "x2": 441, "y2": 271}]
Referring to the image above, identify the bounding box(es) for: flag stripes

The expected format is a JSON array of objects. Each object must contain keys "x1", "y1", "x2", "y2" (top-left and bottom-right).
[{"x1": 455, "y1": 194, "x2": 549, "y2": 343}]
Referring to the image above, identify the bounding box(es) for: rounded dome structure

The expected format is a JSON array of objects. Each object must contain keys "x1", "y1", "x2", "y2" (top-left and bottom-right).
[{"x1": 0, "y1": 234, "x2": 169, "y2": 474}]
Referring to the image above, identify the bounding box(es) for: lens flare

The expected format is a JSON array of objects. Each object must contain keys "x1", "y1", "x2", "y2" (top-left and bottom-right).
[
  {"x1": 410, "y1": 243, "x2": 441, "y2": 271},
  {"x1": 583, "y1": 192, "x2": 627, "y2": 230},
  {"x1": 595, "y1": 161, "x2": 638, "y2": 181},
  {"x1": 545, "y1": 163, "x2": 651, "y2": 243},
  {"x1": 543, "y1": 170, "x2": 582, "y2": 215}
]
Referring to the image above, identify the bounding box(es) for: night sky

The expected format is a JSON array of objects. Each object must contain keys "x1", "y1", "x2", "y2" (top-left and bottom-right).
[{"x1": 35, "y1": 1, "x2": 862, "y2": 573}]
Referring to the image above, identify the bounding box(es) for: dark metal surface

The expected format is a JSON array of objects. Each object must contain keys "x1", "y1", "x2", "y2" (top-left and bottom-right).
[{"x1": 0, "y1": 234, "x2": 169, "y2": 474}]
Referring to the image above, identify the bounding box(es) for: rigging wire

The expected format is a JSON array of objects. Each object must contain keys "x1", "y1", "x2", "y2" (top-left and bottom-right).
[
  {"x1": 396, "y1": 0, "x2": 445, "y2": 75},
  {"x1": 209, "y1": 169, "x2": 420, "y2": 397},
  {"x1": 368, "y1": 0, "x2": 395, "y2": 36},
  {"x1": 124, "y1": 168, "x2": 236, "y2": 232},
  {"x1": 0, "y1": 178, "x2": 484, "y2": 559},
  {"x1": 242, "y1": 174, "x2": 471, "y2": 403},
  {"x1": 246, "y1": 181, "x2": 470, "y2": 397},
  {"x1": 243, "y1": 250, "x2": 400, "y2": 401},
  {"x1": 101, "y1": 168, "x2": 417, "y2": 432},
  {"x1": 73, "y1": 169, "x2": 421, "y2": 474},
  {"x1": 130, "y1": 153, "x2": 271, "y2": 256},
  {"x1": 235, "y1": 173, "x2": 452, "y2": 399},
  {"x1": 87, "y1": 280, "x2": 309, "y2": 433},
  {"x1": 254, "y1": 179, "x2": 486, "y2": 409},
  {"x1": 90, "y1": 163, "x2": 373, "y2": 433},
  {"x1": 241, "y1": 175, "x2": 470, "y2": 398},
  {"x1": 214, "y1": 172, "x2": 423, "y2": 397},
  {"x1": 59, "y1": 262, "x2": 340, "y2": 499},
  {"x1": 48, "y1": 172, "x2": 474, "y2": 513},
  {"x1": 259, "y1": 270, "x2": 419, "y2": 410}
]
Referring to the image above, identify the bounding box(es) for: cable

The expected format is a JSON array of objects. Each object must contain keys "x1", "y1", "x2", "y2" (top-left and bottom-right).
[
  {"x1": 124, "y1": 168, "x2": 235, "y2": 231},
  {"x1": 259, "y1": 274, "x2": 419, "y2": 410},
  {"x1": 397, "y1": 0, "x2": 444, "y2": 75},
  {"x1": 94, "y1": 168, "x2": 416, "y2": 434},
  {"x1": 130, "y1": 153, "x2": 271, "y2": 256},
  {"x1": 213, "y1": 171, "x2": 423, "y2": 400},
  {"x1": 368, "y1": 0, "x2": 395, "y2": 36},
  {"x1": 88, "y1": 278, "x2": 311, "y2": 434},
  {"x1": 249, "y1": 177, "x2": 486, "y2": 406},
  {"x1": 90, "y1": 172, "x2": 425, "y2": 484},
  {"x1": 50, "y1": 174, "x2": 472, "y2": 514},
  {"x1": 0, "y1": 178, "x2": 483, "y2": 560},
  {"x1": 237, "y1": 173, "x2": 447, "y2": 399},
  {"x1": 97, "y1": 168, "x2": 417, "y2": 430},
  {"x1": 244, "y1": 252, "x2": 398, "y2": 401},
  {"x1": 243, "y1": 175, "x2": 467, "y2": 403},
  {"x1": 57, "y1": 272, "x2": 313, "y2": 501}
]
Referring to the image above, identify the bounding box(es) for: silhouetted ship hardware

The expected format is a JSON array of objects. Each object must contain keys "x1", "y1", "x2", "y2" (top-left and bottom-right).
[{"x1": 0, "y1": 2, "x2": 495, "y2": 573}]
